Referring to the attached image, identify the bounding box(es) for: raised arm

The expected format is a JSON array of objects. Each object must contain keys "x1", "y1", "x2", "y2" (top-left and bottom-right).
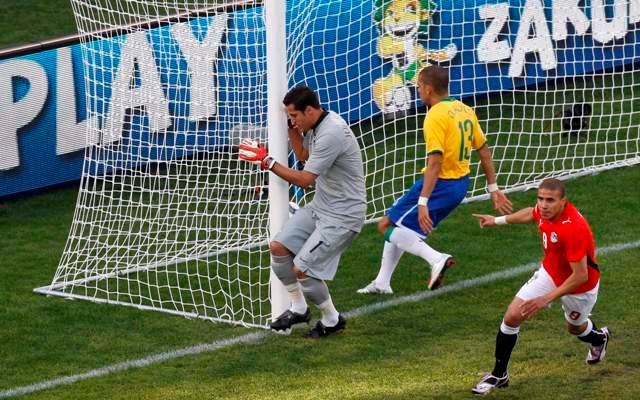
[
  {"x1": 270, "y1": 162, "x2": 317, "y2": 188},
  {"x1": 472, "y1": 207, "x2": 534, "y2": 228},
  {"x1": 477, "y1": 145, "x2": 512, "y2": 215},
  {"x1": 237, "y1": 138, "x2": 316, "y2": 188},
  {"x1": 288, "y1": 124, "x2": 309, "y2": 161}
]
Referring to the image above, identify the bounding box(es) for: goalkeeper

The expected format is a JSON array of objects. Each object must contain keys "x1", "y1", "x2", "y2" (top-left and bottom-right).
[
  {"x1": 358, "y1": 65, "x2": 512, "y2": 294},
  {"x1": 239, "y1": 85, "x2": 366, "y2": 338}
]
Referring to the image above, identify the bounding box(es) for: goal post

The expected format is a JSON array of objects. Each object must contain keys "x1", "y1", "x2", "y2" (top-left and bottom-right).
[
  {"x1": 265, "y1": 0, "x2": 292, "y2": 321},
  {"x1": 35, "y1": 0, "x2": 292, "y2": 329},
  {"x1": 35, "y1": 0, "x2": 639, "y2": 328}
]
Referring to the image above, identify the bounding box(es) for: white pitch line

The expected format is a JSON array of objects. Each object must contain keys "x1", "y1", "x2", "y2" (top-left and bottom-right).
[
  {"x1": 346, "y1": 239, "x2": 640, "y2": 318},
  {"x1": 2, "y1": 240, "x2": 638, "y2": 399},
  {"x1": 0, "y1": 332, "x2": 270, "y2": 399}
]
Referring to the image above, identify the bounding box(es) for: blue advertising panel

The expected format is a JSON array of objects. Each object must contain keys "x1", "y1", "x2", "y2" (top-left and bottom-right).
[
  {"x1": 300, "y1": 0, "x2": 640, "y2": 120},
  {"x1": 0, "y1": 45, "x2": 88, "y2": 197},
  {"x1": 1, "y1": 0, "x2": 638, "y2": 197}
]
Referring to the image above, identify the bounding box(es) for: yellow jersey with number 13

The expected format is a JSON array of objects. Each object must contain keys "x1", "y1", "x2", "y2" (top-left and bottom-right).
[{"x1": 422, "y1": 97, "x2": 487, "y2": 179}]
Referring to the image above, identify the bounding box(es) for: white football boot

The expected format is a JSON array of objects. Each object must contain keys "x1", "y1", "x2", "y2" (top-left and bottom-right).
[{"x1": 356, "y1": 281, "x2": 393, "y2": 294}]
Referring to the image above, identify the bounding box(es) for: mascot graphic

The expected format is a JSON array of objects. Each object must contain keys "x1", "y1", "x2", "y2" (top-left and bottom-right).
[{"x1": 372, "y1": 0, "x2": 457, "y2": 118}]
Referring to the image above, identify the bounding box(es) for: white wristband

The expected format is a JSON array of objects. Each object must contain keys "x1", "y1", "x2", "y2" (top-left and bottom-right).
[
  {"x1": 265, "y1": 157, "x2": 276, "y2": 170},
  {"x1": 418, "y1": 196, "x2": 429, "y2": 206},
  {"x1": 487, "y1": 183, "x2": 499, "y2": 193},
  {"x1": 495, "y1": 216, "x2": 508, "y2": 225}
]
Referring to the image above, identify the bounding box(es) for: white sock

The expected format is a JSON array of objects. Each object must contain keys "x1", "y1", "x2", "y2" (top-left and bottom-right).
[
  {"x1": 318, "y1": 298, "x2": 340, "y2": 327},
  {"x1": 577, "y1": 319, "x2": 593, "y2": 337},
  {"x1": 387, "y1": 226, "x2": 442, "y2": 266},
  {"x1": 374, "y1": 241, "x2": 404, "y2": 288},
  {"x1": 285, "y1": 282, "x2": 307, "y2": 314}
]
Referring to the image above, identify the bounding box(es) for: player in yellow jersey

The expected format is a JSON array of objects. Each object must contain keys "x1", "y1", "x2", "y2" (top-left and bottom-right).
[{"x1": 358, "y1": 66, "x2": 512, "y2": 294}]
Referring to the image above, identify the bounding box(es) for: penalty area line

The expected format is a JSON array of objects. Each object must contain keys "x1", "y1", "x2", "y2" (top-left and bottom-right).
[{"x1": 2, "y1": 239, "x2": 638, "y2": 399}]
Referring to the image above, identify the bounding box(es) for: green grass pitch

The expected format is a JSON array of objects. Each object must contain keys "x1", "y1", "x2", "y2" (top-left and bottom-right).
[
  {"x1": 1, "y1": 166, "x2": 639, "y2": 399},
  {"x1": 1, "y1": 2, "x2": 639, "y2": 399}
]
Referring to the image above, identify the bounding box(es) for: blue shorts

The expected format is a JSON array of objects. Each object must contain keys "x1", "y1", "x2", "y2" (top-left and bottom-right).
[{"x1": 386, "y1": 175, "x2": 469, "y2": 237}]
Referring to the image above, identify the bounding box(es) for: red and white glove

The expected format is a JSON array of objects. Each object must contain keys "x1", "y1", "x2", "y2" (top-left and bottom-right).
[{"x1": 238, "y1": 138, "x2": 275, "y2": 170}]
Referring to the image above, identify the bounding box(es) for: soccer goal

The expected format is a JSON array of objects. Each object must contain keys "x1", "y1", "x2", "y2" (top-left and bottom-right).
[{"x1": 35, "y1": 0, "x2": 640, "y2": 328}]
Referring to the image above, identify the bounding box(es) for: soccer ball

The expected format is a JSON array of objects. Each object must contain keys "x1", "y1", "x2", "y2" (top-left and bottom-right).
[{"x1": 383, "y1": 86, "x2": 412, "y2": 114}]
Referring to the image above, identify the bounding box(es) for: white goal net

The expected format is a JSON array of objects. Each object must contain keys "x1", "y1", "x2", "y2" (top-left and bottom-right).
[{"x1": 36, "y1": 0, "x2": 640, "y2": 328}]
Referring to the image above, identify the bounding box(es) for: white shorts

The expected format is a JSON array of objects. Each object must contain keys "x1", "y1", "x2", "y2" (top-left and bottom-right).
[{"x1": 516, "y1": 266, "x2": 599, "y2": 326}]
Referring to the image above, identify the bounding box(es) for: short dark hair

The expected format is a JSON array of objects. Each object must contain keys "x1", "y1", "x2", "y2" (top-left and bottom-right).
[
  {"x1": 539, "y1": 178, "x2": 566, "y2": 197},
  {"x1": 418, "y1": 66, "x2": 449, "y2": 95},
  {"x1": 283, "y1": 85, "x2": 321, "y2": 112}
]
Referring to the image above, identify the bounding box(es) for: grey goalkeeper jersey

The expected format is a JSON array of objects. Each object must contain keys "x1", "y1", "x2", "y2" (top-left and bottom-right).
[{"x1": 302, "y1": 111, "x2": 366, "y2": 232}]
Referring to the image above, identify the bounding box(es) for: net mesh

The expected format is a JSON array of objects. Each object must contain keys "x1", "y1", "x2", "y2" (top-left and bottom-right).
[{"x1": 40, "y1": 0, "x2": 639, "y2": 328}]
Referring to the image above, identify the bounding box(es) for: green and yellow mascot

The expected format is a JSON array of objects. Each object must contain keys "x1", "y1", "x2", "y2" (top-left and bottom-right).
[{"x1": 372, "y1": 0, "x2": 457, "y2": 118}]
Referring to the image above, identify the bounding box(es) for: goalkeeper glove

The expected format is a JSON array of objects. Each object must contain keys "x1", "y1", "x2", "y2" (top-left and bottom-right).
[{"x1": 238, "y1": 138, "x2": 276, "y2": 170}]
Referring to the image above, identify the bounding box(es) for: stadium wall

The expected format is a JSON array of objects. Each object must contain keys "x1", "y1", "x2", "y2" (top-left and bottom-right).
[{"x1": 1, "y1": 0, "x2": 638, "y2": 198}]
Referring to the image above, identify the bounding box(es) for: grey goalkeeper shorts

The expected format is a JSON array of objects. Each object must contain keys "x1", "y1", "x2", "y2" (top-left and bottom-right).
[{"x1": 273, "y1": 207, "x2": 358, "y2": 281}]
